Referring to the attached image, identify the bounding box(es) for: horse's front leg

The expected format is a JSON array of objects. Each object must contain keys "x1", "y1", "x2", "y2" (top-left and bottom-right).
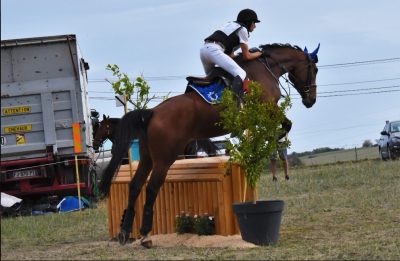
[{"x1": 278, "y1": 116, "x2": 292, "y2": 140}]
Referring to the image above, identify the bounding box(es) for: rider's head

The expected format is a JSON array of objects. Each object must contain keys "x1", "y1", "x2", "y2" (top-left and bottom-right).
[{"x1": 236, "y1": 9, "x2": 260, "y2": 32}]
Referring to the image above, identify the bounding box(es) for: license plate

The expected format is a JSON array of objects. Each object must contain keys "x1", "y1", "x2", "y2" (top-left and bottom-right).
[{"x1": 9, "y1": 168, "x2": 40, "y2": 179}]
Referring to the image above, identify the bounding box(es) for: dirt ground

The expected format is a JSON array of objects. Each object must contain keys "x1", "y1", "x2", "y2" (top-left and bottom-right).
[
  {"x1": 138, "y1": 233, "x2": 257, "y2": 248},
  {"x1": 2, "y1": 234, "x2": 257, "y2": 260}
]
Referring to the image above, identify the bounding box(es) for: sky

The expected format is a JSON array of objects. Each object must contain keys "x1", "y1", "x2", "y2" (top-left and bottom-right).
[{"x1": 2, "y1": 0, "x2": 399, "y2": 153}]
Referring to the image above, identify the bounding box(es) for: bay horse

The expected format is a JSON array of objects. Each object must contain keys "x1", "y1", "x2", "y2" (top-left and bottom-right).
[
  {"x1": 93, "y1": 115, "x2": 219, "y2": 158},
  {"x1": 99, "y1": 43, "x2": 320, "y2": 247}
]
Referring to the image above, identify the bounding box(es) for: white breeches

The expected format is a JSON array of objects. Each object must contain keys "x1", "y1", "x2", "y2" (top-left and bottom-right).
[{"x1": 200, "y1": 42, "x2": 246, "y2": 80}]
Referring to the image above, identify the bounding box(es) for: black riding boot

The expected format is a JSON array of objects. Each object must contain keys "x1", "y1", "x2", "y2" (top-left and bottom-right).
[{"x1": 231, "y1": 75, "x2": 244, "y2": 107}]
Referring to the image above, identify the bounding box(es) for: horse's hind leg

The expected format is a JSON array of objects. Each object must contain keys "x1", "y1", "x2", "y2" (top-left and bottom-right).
[
  {"x1": 139, "y1": 163, "x2": 172, "y2": 248},
  {"x1": 118, "y1": 153, "x2": 152, "y2": 245}
]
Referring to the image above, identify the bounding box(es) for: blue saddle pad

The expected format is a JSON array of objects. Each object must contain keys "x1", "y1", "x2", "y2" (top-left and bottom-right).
[{"x1": 187, "y1": 81, "x2": 225, "y2": 104}]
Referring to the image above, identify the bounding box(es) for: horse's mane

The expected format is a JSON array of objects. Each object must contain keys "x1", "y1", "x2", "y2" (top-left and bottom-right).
[
  {"x1": 235, "y1": 43, "x2": 302, "y2": 63},
  {"x1": 259, "y1": 43, "x2": 302, "y2": 52}
]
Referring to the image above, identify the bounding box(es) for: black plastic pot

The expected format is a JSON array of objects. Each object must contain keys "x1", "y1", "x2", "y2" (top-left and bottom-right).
[{"x1": 232, "y1": 200, "x2": 284, "y2": 246}]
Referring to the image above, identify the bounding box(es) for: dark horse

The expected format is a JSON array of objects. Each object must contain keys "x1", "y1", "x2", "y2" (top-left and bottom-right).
[
  {"x1": 99, "y1": 43, "x2": 320, "y2": 247},
  {"x1": 93, "y1": 115, "x2": 121, "y2": 151},
  {"x1": 93, "y1": 115, "x2": 219, "y2": 158}
]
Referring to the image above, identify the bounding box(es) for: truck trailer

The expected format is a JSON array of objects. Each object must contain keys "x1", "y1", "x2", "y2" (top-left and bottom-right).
[{"x1": 1, "y1": 34, "x2": 96, "y2": 200}]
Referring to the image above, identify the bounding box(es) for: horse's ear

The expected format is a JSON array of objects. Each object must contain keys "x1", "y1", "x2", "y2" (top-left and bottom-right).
[
  {"x1": 310, "y1": 43, "x2": 320, "y2": 63},
  {"x1": 303, "y1": 46, "x2": 309, "y2": 54},
  {"x1": 103, "y1": 114, "x2": 106, "y2": 120}
]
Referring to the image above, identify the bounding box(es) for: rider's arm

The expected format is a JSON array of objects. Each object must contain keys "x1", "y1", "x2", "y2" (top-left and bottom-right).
[{"x1": 240, "y1": 43, "x2": 263, "y2": 60}]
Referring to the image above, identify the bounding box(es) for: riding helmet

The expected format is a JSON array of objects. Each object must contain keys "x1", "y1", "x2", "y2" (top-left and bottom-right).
[{"x1": 236, "y1": 9, "x2": 260, "y2": 24}]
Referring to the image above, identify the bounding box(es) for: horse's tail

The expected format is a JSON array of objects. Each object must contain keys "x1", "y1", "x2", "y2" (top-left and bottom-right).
[{"x1": 98, "y1": 109, "x2": 153, "y2": 197}]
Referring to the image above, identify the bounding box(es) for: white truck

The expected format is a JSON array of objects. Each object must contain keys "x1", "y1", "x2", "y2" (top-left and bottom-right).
[{"x1": 1, "y1": 35, "x2": 98, "y2": 200}]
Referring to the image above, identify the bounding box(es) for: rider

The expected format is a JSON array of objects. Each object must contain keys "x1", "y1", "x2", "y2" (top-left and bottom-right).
[{"x1": 201, "y1": 9, "x2": 264, "y2": 99}]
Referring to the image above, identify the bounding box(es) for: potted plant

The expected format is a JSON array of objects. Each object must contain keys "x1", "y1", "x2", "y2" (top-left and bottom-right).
[{"x1": 219, "y1": 82, "x2": 291, "y2": 246}]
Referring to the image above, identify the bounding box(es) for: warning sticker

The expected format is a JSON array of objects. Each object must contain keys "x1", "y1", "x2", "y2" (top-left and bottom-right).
[
  {"x1": 4, "y1": 124, "x2": 32, "y2": 134},
  {"x1": 3, "y1": 106, "x2": 31, "y2": 115},
  {"x1": 16, "y1": 133, "x2": 26, "y2": 145}
]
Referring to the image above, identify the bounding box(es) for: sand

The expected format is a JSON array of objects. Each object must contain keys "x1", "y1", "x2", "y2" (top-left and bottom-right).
[{"x1": 131, "y1": 233, "x2": 258, "y2": 249}]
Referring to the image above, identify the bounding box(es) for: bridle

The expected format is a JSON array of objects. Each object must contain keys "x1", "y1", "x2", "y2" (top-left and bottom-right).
[
  {"x1": 258, "y1": 50, "x2": 316, "y2": 99},
  {"x1": 93, "y1": 121, "x2": 112, "y2": 148}
]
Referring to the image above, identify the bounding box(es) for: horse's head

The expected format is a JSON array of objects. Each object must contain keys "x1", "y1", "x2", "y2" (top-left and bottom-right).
[
  {"x1": 288, "y1": 44, "x2": 320, "y2": 108},
  {"x1": 93, "y1": 114, "x2": 112, "y2": 150},
  {"x1": 257, "y1": 43, "x2": 320, "y2": 108}
]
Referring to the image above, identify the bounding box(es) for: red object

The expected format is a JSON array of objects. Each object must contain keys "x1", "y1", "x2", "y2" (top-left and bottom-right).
[
  {"x1": 242, "y1": 79, "x2": 251, "y2": 93},
  {"x1": 0, "y1": 154, "x2": 53, "y2": 167}
]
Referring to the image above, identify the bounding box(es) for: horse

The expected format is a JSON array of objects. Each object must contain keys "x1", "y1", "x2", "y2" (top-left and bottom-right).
[
  {"x1": 93, "y1": 115, "x2": 219, "y2": 159},
  {"x1": 93, "y1": 115, "x2": 121, "y2": 151},
  {"x1": 99, "y1": 43, "x2": 320, "y2": 247}
]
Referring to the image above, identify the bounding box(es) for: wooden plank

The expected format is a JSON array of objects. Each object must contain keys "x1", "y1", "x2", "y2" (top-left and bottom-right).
[
  {"x1": 178, "y1": 182, "x2": 184, "y2": 215},
  {"x1": 167, "y1": 183, "x2": 175, "y2": 233},
  {"x1": 172, "y1": 182, "x2": 179, "y2": 217},
  {"x1": 110, "y1": 186, "x2": 118, "y2": 238},
  {"x1": 164, "y1": 184, "x2": 172, "y2": 233},
  {"x1": 222, "y1": 173, "x2": 234, "y2": 235},
  {"x1": 216, "y1": 181, "x2": 226, "y2": 235},
  {"x1": 107, "y1": 191, "x2": 114, "y2": 238},
  {"x1": 231, "y1": 164, "x2": 243, "y2": 203},
  {"x1": 166, "y1": 173, "x2": 223, "y2": 182},
  {"x1": 207, "y1": 182, "x2": 213, "y2": 214},
  {"x1": 183, "y1": 182, "x2": 189, "y2": 214}
]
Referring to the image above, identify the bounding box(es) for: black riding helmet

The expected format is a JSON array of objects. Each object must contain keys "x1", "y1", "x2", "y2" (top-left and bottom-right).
[{"x1": 236, "y1": 9, "x2": 260, "y2": 28}]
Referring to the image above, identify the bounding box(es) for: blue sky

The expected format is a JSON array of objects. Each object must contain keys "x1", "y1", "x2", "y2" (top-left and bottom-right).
[{"x1": 2, "y1": 0, "x2": 399, "y2": 153}]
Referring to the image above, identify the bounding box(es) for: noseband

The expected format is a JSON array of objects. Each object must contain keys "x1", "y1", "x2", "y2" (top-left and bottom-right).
[
  {"x1": 93, "y1": 122, "x2": 112, "y2": 147},
  {"x1": 297, "y1": 59, "x2": 317, "y2": 99}
]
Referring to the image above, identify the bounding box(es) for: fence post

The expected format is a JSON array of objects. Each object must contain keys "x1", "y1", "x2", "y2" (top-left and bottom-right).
[{"x1": 354, "y1": 146, "x2": 358, "y2": 161}]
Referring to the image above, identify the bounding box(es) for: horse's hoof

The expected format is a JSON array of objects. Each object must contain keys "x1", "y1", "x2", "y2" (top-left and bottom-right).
[
  {"x1": 117, "y1": 230, "x2": 129, "y2": 245},
  {"x1": 140, "y1": 236, "x2": 153, "y2": 249}
]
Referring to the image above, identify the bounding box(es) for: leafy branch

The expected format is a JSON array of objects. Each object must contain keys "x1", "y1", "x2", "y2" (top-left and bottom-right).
[
  {"x1": 218, "y1": 81, "x2": 291, "y2": 190},
  {"x1": 106, "y1": 64, "x2": 167, "y2": 109}
]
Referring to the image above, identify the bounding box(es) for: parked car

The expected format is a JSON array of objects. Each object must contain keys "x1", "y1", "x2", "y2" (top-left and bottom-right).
[{"x1": 378, "y1": 120, "x2": 400, "y2": 160}]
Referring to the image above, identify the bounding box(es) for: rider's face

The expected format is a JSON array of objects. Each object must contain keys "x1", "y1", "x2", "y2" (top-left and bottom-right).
[{"x1": 249, "y1": 22, "x2": 256, "y2": 32}]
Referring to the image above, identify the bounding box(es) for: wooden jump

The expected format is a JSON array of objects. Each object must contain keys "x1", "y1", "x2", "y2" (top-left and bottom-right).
[{"x1": 107, "y1": 156, "x2": 256, "y2": 239}]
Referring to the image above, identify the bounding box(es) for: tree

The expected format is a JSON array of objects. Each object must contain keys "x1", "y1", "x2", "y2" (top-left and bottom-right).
[
  {"x1": 106, "y1": 64, "x2": 168, "y2": 109},
  {"x1": 218, "y1": 82, "x2": 291, "y2": 200},
  {"x1": 362, "y1": 139, "x2": 373, "y2": 148}
]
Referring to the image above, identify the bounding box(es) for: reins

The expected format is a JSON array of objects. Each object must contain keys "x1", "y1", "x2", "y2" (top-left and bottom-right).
[
  {"x1": 258, "y1": 56, "x2": 291, "y2": 97},
  {"x1": 258, "y1": 49, "x2": 316, "y2": 100}
]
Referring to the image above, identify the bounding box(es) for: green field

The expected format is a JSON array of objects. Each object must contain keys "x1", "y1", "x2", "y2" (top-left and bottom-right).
[
  {"x1": 299, "y1": 147, "x2": 379, "y2": 166},
  {"x1": 1, "y1": 159, "x2": 399, "y2": 260}
]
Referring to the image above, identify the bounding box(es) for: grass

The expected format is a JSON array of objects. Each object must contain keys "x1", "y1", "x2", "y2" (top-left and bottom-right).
[
  {"x1": 1, "y1": 159, "x2": 399, "y2": 260},
  {"x1": 299, "y1": 147, "x2": 379, "y2": 165}
]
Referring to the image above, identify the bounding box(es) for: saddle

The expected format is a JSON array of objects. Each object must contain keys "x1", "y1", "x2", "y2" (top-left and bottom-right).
[{"x1": 186, "y1": 67, "x2": 233, "y2": 87}]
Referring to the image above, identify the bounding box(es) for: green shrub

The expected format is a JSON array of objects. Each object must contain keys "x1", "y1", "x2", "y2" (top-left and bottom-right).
[
  {"x1": 193, "y1": 214, "x2": 215, "y2": 236},
  {"x1": 175, "y1": 212, "x2": 194, "y2": 234}
]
